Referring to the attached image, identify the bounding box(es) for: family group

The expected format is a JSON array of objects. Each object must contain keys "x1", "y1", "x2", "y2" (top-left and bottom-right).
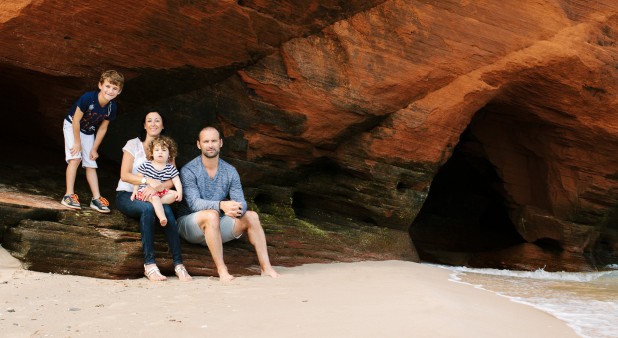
[{"x1": 61, "y1": 70, "x2": 279, "y2": 282}]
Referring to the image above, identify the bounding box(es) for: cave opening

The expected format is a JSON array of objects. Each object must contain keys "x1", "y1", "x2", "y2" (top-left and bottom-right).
[
  {"x1": 409, "y1": 117, "x2": 526, "y2": 266},
  {"x1": 0, "y1": 71, "x2": 45, "y2": 162},
  {"x1": 0, "y1": 67, "x2": 84, "y2": 166}
]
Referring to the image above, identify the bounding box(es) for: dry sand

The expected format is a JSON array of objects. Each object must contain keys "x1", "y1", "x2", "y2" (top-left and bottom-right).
[{"x1": 0, "y1": 246, "x2": 577, "y2": 338}]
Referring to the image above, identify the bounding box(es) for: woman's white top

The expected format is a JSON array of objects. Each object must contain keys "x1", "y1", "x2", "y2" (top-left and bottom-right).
[{"x1": 116, "y1": 138, "x2": 146, "y2": 192}]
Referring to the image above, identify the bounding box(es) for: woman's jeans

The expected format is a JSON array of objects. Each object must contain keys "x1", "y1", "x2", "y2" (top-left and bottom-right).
[{"x1": 115, "y1": 191, "x2": 183, "y2": 266}]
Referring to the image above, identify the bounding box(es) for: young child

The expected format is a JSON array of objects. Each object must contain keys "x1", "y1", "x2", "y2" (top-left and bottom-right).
[
  {"x1": 61, "y1": 70, "x2": 124, "y2": 213},
  {"x1": 132, "y1": 136, "x2": 183, "y2": 226}
]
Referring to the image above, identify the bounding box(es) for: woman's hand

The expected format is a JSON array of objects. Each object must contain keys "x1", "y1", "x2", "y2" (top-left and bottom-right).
[
  {"x1": 140, "y1": 186, "x2": 157, "y2": 200},
  {"x1": 147, "y1": 177, "x2": 165, "y2": 192}
]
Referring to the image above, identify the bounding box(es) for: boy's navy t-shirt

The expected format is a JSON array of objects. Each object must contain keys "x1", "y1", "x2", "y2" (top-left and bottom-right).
[{"x1": 65, "y1": 90, "x2": 117, "y2": 135}]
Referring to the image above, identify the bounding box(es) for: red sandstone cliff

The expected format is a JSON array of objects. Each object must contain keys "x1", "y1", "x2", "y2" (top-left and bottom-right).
[{"x1": 1, "y1": 0, "x2": 617, "y2": 275}]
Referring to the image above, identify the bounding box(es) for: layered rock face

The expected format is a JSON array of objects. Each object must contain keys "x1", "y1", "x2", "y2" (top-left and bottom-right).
[
  {"x1": 1, "y1": 0, "x2": 618, "y2": 275},
  {"x1": 1, "y1": 185, "x2": 413, "y2": 279}
]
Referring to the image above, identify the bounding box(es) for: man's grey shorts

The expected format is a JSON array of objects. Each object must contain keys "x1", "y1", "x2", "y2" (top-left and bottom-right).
[{"x1": 177, "y1": 212, "x2": 242, "y2": 246}]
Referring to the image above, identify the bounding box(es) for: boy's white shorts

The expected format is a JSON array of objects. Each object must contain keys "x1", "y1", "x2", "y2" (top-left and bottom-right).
[{"x1": 63, "y1": 120, "x2": 97, "y2": 168}]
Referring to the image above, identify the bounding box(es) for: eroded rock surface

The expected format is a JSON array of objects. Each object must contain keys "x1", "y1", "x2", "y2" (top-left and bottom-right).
[{"x1": 1, "y1": 188, "x2": 414, "y2": 279}]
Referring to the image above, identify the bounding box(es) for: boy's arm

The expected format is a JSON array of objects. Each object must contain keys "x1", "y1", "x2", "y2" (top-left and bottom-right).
[
  {"x1": 90, "y1": 119, "x2": 110, "y2": 161},
  {"x1": 172, "y1": 176, "x2": 182, "y2": 202},
  {"x1": 70, "y1": 107, "x2": 84, "y2": 156}
]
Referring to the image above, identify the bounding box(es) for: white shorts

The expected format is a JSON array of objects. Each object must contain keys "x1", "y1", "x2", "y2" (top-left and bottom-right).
[{"x1": 63, "y1": 120, "x2": 97, "y2": 168}]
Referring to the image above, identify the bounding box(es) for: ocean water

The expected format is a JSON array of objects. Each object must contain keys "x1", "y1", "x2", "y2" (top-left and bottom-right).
[{"x1": 439, "y1": 264, "x2": 618, "y2": 338}]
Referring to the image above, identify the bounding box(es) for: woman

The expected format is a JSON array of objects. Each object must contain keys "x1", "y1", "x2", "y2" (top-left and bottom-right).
[{"x1": 115, "y1": 111, "x2": 192, "y2": 281}]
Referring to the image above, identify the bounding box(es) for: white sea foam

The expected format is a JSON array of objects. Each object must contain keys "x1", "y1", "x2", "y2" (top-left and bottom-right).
[
  {"x1": 446, "y1": 265, "x2": 614, "y2": 282},
  {"x1": 430, "y1": 264, "x2": 618, "y2": 338}
]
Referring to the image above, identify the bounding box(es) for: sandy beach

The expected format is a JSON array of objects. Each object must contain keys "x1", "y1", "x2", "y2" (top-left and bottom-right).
[{"x1": 0, "y1": 246, "x2": 577, "y2": 338}]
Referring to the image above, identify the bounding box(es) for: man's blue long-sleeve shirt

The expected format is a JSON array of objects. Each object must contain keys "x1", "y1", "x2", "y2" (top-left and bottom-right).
[{"x1": 177, "y1": 156, "x2": 247, "y2": 217}]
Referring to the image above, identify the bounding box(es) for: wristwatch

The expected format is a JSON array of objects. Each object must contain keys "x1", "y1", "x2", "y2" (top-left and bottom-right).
[{"x1": 140, "y1": 177, "x2": 147, "y2": 184}]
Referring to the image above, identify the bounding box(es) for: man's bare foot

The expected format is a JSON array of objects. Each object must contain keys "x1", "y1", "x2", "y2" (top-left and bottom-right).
[
  {"x1": 261, "y1": 267, "x2": 280, "y2": 278},
  {"x1": 144, "y1": 264, "x2": 167, "y2": 281},
  {"x1": 219, "y1": 273, "x2": 235, "y2": 282},
  {"x1": 218, "y1": 269, "x2": 235, "y2": 282},
  {"x1": 160, "y1": 218, "x2": 167, "y2": 226}
]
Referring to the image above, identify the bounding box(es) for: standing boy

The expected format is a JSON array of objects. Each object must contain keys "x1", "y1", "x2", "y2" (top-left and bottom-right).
[{"x1": 61, "y1": 70, "x2": 124, "y2": 213}]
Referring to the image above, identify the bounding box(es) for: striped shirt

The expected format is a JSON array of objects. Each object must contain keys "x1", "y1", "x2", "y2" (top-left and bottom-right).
[{"x1": 136, "y1": 161, "x2": 179, "y2": 189}]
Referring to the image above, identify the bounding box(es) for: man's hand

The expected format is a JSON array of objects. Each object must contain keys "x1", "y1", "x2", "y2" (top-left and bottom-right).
[{"x1": 220, "y1": 200, "x2": 243, "y2": 218}]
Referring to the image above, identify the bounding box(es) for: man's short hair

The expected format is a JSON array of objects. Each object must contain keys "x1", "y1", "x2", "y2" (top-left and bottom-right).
[{"x1": 198, "y1": 125, "x2": 223, "y2": 141}]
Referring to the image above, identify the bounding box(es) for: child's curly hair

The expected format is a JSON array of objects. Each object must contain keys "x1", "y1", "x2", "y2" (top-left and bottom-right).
[{"x1": 146, "y1": 136, "x2": 177, "y2": 163}]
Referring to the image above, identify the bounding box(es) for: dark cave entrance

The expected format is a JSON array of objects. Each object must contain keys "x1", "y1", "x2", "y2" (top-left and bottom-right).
[
  {"x1": 1, "y1": 73, "x2": 43, "y2": 160},
  {"x1": 409, "y1": 121, "x2": 526, "y2": 266},
  {"x1": 0, "y1": 66, "x2": 78, "y2": 165}
]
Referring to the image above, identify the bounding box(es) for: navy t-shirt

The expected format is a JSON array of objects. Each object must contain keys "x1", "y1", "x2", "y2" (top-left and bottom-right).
[{"x1": 65, "y1": 90, "x2": 117, "y2": 135}]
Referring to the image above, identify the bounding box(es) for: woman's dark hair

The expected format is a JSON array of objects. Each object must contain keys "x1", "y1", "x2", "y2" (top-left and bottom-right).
[{"x1": 139, "y1": 111, "x2": 167, "y2": 141}]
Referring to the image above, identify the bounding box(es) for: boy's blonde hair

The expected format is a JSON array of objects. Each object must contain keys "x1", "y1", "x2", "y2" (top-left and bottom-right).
[
  {"x1": 146, "y1": 136, "x2": 177, "y2": 163},
  {"x1": 100, "y1": 70, "x2": 125, "y2": 89}
]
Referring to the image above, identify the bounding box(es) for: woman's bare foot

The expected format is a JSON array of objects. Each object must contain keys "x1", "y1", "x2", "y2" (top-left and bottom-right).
[
  {"x1": 261, "y1": 267, "x2": 280, "y2": 278},
  {"x1": 160, "y1": 218, "x2": 167, "y2": 226},
  {"x1": 144, "y1": 264, "x2": 167, "y2": 281}
]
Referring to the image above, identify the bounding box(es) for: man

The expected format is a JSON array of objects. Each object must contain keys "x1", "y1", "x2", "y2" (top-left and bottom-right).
[{"x1": 177, "y1": 126, "x2": 280, "y2": 281}]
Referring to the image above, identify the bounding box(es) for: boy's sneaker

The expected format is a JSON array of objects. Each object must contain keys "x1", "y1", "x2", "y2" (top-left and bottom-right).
[
  {"x1": 90, "y1": 196, "x2": 111, "y2": 214},
  {"x1": 61, "y1": 194, "x2": 81, "y2": 210}
]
